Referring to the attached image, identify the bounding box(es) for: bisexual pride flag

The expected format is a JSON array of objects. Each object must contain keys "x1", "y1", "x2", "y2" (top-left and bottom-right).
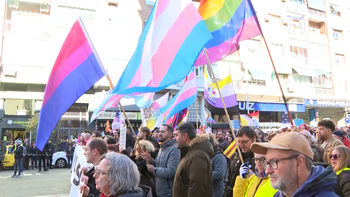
[{"x1": 36, "y1": 18, "x2": 106, "y2": 150}]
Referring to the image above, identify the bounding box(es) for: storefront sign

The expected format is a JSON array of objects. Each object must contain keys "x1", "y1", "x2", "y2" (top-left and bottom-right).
[
  {"x1": 238, "y1": 101, "x2": 305, "y2": 112},
  {"x1": 97, "y1": 111, "x2": 141, "y2": 120},
  {"x1": 305, "y1": 99, "x2": 350, "y2": 107},
  {"x1": 2, "y1": 117, "x2": 30, "y2": 129}
]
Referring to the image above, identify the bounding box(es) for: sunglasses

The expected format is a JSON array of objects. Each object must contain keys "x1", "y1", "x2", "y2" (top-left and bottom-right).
[{"x1": 329, "y1": 154, "x2": 340, "y2": 160}]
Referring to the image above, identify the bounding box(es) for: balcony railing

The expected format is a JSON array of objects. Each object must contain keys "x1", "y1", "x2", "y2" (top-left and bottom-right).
[
  {"x1": 308, "y1": 8, "x2": 325, "y2": 17},
  {"x1": 308, "y1": 30, "x2": 327, "y2": 43}
]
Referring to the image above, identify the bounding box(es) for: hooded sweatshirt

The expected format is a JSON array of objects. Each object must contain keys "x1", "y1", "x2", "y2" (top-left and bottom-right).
[{"x1": 273, "y1": 165, "x2": 337, "y2": 197}]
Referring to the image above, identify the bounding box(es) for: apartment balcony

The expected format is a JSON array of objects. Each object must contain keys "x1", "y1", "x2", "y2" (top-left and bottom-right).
[
  {"x1": 4, "y1": 19, "x2": 50, "y2": 39},
  {"x1": 288, "y1": 28, "x2": 307, "y2": 40},
  {"x1": 284, "y1": 0, "x2": 307, "y2": 15},
  {"x1": 290, "y1": 56, "x2": 308, "y2": 66},
  {"x1": 307, "y1": 8, "x2": 326, "y2": 23},
  {"x1": 292, "y1": 84, "x2": 332, "y2": 97},
  {"x1": 308, "y1": 30, "x2": 327, "y2": 44}
]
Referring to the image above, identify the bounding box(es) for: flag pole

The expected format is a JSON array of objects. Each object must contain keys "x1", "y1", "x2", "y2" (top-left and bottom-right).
[
  {"x1": 260, "y1": 35, "x2": 293, "y2": 125},
  {"x1": 105, "y1": 74, "x2": 137, "y2": 136},
  {"x1": 248, "y1": 1, "x2": 293, "y2": 125},
  {"x1": 196, "y1": 98, "x2": 199, "y2": 130},
  {"x1": 204, "y1": 51, "x2": 244, "y2": 163}
]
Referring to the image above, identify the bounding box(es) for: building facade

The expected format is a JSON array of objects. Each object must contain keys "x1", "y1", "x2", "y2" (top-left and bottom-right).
[{"x1": 1, "y1": 0, "x2": 350, "y2": 143}]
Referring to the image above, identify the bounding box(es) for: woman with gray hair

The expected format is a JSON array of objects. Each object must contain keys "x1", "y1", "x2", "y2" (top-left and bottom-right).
[{"x1": 82, "y1": 152, "x2": 143, "y2": 197}]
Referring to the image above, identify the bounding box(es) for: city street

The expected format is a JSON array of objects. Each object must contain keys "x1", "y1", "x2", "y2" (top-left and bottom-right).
[{"x1": 0, "y1": 168, "x2": 71, "y2": 197}]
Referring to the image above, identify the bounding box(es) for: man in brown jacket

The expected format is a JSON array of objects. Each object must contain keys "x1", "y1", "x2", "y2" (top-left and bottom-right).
[
  {"x1": 173, "y1": 123, "x2": 214, "y2": 197},
  {"x1": 318, "y1": 119, "x2": 343, "y2": 162}
]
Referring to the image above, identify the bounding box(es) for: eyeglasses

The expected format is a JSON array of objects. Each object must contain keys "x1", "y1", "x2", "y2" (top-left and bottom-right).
[
  {"x1": 329, "y1": 154, "x2": 340, "y2": 160},
  {"x1": 266, "y1": 155, "x2": 299, "y2": 169},
  {"x1": 237, "y1": 139, "x2": 251, "y2": 144},
  {"x1": 94, "y1": 168, "x2": 107, "y2": 177},
  {"x1": 253, "y1": 157, "x2": 266, "y2": 163}
]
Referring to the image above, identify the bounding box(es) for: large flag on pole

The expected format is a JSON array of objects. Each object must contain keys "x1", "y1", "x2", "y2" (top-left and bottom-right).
[
  {"x1": 204, "y1": 65, "x2": 239, "y2": 115},
  {"x1": 160, "y1": 68, "x2": 197, "y2": 121},
  {"x1": 195, "y1": 0, "x2": 262, "y2": 66},
  {"x1": 36, "y1": 18, "x2": 106, "y2": 150},
  {"x1": 111, "y1": 0, "x2": 212, "y2": 95}
]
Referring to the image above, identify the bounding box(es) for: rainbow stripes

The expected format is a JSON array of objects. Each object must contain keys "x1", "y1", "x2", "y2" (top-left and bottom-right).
[
  {"x1": 160, "y1": 68, "x2": 197, "y2": 121},
  {"x1": 223, "y1": 140, "x2": 237, "y2": 159},
  {"x1": 112, "y1": 0, "x2": 212, "y2": 95},
  {"x1": 195, "y1": 0, "x2": 262, "y2": 66},
  {"x1": 36, "y1": 18, "x2": 106, "y2": 150}
]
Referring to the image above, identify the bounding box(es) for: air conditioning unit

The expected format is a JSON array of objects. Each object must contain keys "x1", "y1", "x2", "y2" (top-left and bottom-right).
[{"x1": 40, "y1": 4, "x2": 50, "y2": 13}]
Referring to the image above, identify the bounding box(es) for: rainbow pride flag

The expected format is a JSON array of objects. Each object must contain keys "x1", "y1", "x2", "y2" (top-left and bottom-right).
[
  {"x1": 195, "y1": 0, "x2": 262, "y2": 66},
  {"x1": 36, "y1": 18, "x2": 106, "y2": 150},
  {"x1": 112, "y1": 0, "x2": 212, "y2": 95}
]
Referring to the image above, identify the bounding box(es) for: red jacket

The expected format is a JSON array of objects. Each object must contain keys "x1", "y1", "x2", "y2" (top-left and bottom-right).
[{"x1": 342, "y1": 137, "x2": 350, "y2": 149}]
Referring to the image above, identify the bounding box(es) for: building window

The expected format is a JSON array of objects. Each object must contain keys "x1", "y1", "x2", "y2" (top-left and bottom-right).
[
  {"x1": 271, "y1": 43, "x2": 284, "y2": 56},
  {"x1": 145, "y1": 0, "x2": 156, "y2": 6},
  {"x1": 292, "y1": 75, "x2": 312, "y2": 84},
  {"x1": 335, "y1": 54, "x2": 345, "y2": 66},
  {"x1": 288, "y1": 0, "x2": 303, "y2": 4},
  {"x1": 196, "y1": 66, "x2": 204, "y2": 77},
  {"x1": 4, "y1": 99, "x2": 35, "y2": 115},
  {"x1": 248, "y1": 79, "x2": 265, "y2": 86},
  {"x1": 290, "y1": 45, "x2": 308, "y2": 65},
  {"x1": 313, "y1": 75, "x2": 331, "y2": 88},
  {"x1": 333, "y1": 29, "x2": 343, "y2": 40},
  {"x1": 287, "y1": 14, "x2": 306, "y2": 37},
  {"x1": 330, "y1": 5, "x2": 341, "y2": 16}
]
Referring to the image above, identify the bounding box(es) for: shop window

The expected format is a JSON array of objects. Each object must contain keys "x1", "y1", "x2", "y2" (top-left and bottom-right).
[{"x1": 4, "y1": 99, "x2": 35, "y2": 115}]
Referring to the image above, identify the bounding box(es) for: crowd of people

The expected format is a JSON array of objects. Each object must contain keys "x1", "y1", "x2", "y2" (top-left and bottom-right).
[
  {"x1": 68, "y1": 119, "x2": 350, "y2": 197},
  {"x1": 10, "y1": 137, "x2": 76, "y2": 177}
]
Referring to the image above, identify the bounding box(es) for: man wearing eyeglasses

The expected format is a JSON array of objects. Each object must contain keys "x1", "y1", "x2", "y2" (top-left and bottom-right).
[
  {"x1": 251, "y1": 132, "x2": 338, "y2": 197},
  {"x1": 225, "y1": 126, "x2": 257, "y2": 197}
]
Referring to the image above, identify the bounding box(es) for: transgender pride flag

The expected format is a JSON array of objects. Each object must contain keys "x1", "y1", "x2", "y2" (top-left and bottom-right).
[
  {"x1": 111, "y1": 0, "x2": 212, "y2": 96},
  {"x1": 36, "y1": 18, "x2": 106, "y2": 150},
  {"x1": 160, "y1": 68, "x2": 197, "y2": 121},
  {"x1": 195, "y1": 0, "x2": 262, "y2": 66},
  {"x1": 90, "y1": 90, "x2": 123, "y2": 122}
]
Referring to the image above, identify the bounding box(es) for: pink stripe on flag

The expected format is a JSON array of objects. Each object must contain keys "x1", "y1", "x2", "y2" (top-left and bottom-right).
[
  {"x1": 43, "y1": 41, "x2": 93, "y2": 106},
  {"x1": 154, "y1": 0, "x2": 172, "y2": 20},
  {"x1": 150, "y1": 4, "x2": 201, "y2": 86},
  {"x1": 163, "y1": 87, "x2": 196, "y2": 116}
]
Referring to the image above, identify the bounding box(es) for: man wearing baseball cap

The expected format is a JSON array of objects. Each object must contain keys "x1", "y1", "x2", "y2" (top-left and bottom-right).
[{"x1": 251, "y1": 132, "x2": 338, "y2": 197}]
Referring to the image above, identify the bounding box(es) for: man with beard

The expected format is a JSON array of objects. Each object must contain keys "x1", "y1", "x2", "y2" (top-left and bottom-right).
[
  {"x1": 317, "y1": 119, "x2": 343, "y2": 162},
  {"x1": 251, "y1": 132, "x2": 338, "y2": 197},
  {"x1": 225, "y1": 126, "x2": 256, "y2": 197},
  {"x1": 142, "y1": 124, "x2": 180, "y2": 197},
  {"x1": 217, "y1": 131, "x2": 229, "y2": 151}
]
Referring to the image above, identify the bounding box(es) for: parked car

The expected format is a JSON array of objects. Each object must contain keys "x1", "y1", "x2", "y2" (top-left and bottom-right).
[
  {"x1": 2, "y1": 145, "x2": 15, "y2": 169},
  {"x1": 52, "y1": 151, "x2": 68, "y2": 168}
]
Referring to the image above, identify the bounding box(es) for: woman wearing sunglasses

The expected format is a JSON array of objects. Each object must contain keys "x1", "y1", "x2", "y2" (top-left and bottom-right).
[
  {"x1": 328, "y1": 145, "x2": 350, "y2": 197},
  {"x1": 233, "y1": 153, "x2": 277, "y2": 197}
]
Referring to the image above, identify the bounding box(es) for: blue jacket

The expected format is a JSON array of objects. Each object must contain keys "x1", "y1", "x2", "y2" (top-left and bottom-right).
[
  {"x1": 274, "y1": 165, "x2": 337, "y2": 197},
  {"x1": 211, "y1": 149, "x2": 227, "y2": 197},
  {"x1": 150, "y1": 139, "x2": 180, "y2": 196}
]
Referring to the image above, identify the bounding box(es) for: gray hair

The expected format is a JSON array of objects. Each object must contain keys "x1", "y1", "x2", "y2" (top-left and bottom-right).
[{"x1": 100, "y1": 152, "x2": 140, "y2": 195}]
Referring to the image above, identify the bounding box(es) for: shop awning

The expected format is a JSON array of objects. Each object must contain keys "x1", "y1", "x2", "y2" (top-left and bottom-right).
[
  {"x1": 275, "y1": 67, "x2": 292, "y2": 75},
  {"x1": 248, "y1": 69, "x2": 267, "y2": 80},
  {"x1": 292, "y1": 68, "x2": 314, "y2": 77},
  {"x1": 308, "y1": 0, "x2": 325, "y2": 11}
]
